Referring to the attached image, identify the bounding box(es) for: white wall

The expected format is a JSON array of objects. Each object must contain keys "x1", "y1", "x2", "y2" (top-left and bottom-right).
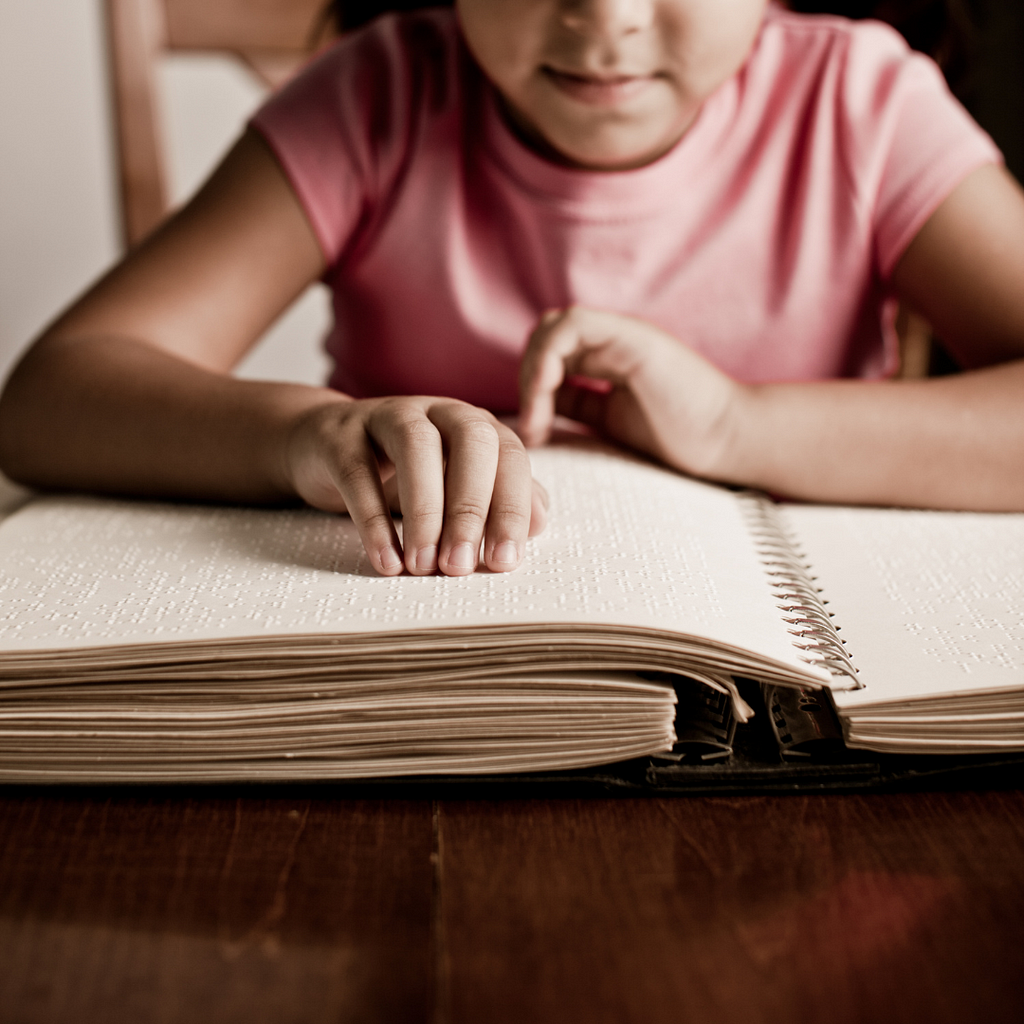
[
  {"x1": 0, "y1": 0, "x2": 119, "y2": 380},
  {"x1": 0, "y1": 0, "x2": 330, "y2": 389}
]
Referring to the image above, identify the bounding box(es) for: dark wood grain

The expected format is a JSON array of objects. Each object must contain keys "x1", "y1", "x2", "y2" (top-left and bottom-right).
[
  {"x1": 0, "y1": 791, "x2": 434, "y2": 1023},
  {"x1": 1, "y1": 789, "x2": 1022, "y2": 1023},
  {"x1": 437, "y1": 792, "x2": 1024, "y2": 1024}
]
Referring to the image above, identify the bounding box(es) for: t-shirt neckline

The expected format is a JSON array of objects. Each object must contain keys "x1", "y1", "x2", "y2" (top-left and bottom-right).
[{"x1": 478, "y1": 70, "x2": 738, "y2": 220}]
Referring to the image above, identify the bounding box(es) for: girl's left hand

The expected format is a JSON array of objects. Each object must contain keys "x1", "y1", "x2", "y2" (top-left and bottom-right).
[{"x1": 518, "y1": 306, "x2": 744, "y2": 479}]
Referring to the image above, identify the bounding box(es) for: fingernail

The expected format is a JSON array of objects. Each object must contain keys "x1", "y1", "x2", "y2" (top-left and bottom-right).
[
  {"x1": 493, "y1": 541, "x2": 520, "y2": 567},
  {"x1": 414, "y1": 545, "x2": 437, "y2": 572},
  {"x1": 380, "y1": 546, "x2": 403, "y2": 572},
  {"x1": 448, "y1": 543, "x2": 477, "y2": 571}
]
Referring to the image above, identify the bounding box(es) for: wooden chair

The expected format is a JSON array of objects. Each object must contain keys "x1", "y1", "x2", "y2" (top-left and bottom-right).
[
  {"x1": 105, "y1": 0, "x2": 331, "y2": 247},
  {"x1": 894, "y1": 305, "x2": 935, "y2": 378}
]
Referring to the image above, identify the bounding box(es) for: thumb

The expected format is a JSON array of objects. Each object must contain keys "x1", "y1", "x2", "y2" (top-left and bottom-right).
[{"x1": 554, "y1": 374, "x2": 614, "y2": 432}]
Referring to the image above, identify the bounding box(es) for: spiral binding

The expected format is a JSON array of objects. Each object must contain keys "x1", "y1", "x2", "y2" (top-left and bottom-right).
[{"x1": 737, "y1": 493, "x2": 860, "y2": 686}]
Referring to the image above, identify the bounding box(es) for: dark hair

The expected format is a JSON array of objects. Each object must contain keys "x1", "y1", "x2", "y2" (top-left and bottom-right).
[
  {"x1": 327, "y1": 0, "x2": 452, "y2": 33},
  {"x1": 324, "y1": 1, "x2": 967, "y2": 82}
]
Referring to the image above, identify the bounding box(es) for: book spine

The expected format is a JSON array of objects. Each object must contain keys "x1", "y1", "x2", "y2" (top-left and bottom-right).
[{"x1": 737, "y1": 494, "x2": 861, "y2": 687}]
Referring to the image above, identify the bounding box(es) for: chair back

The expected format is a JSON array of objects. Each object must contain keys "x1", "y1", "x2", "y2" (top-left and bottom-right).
[{"x1": 106, "y1": 0, "x2": 329, "y2": 246}]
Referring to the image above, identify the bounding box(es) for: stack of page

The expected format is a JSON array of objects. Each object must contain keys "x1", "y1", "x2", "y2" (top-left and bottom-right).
[
  {"x1": 781, "y1": 501, "x2": 1024, "y2": 752},
  {"x1": 0, "y1": 440, "x2": 1020, "y2": 781}
]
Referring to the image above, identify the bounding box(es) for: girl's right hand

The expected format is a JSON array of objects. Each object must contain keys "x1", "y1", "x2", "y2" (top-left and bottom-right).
[{"x1": 284, "y1": 395, "x2": 547, "y2": 577}]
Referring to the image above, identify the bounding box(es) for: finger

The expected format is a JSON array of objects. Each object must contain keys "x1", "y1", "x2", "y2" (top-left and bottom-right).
[
  {"x1": 519, "y1": 308, "x2": 646, "y2": 447},
  {"x1": 570, "y1": 324, "x2": 647, "y2": 383},
  {"x1": 368, "y1": 401, "x2": 445, "y2": 575},
  {"x1": 528, "y1": 478, "x2": 549, "y2": 538},
  {"x1": 481, "y1": 424, "x2": 534, "y2": 572},
  {"x1": 381, "y1": 471, "x2": 401, "y2": 513},
  {"x1": 518, "y1": 309, "x2": 580, "y2": 447},
  {"x1": 429, "y1": 405, "x2": 502, "y2": 575},
  {"x1": 327, "y1": 422, "x2": 404, "y2": 576}
]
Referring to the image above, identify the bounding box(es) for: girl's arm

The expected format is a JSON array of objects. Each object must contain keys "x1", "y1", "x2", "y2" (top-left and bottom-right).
[
  {"x1": 0, "y1": 130, "x2": 544, "y2": 576},
  {"x1": 519, "y1": 163, "x2": 1024, "y2": 512}
]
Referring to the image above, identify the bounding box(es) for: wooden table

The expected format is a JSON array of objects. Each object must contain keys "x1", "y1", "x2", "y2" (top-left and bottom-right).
[{"x1": 1, "y1": 786, "x2": 1022, "y2": 1023}]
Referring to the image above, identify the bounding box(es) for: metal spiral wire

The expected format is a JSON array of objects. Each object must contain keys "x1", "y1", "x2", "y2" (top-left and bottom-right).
[{"x1": 737, "y1": 493, "x2": 860, "y2": 686}]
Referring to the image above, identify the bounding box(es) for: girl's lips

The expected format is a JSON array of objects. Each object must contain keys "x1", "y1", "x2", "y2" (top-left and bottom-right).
[{"x1": 543, "y1": 67, "x2": 655, "y2": 106}]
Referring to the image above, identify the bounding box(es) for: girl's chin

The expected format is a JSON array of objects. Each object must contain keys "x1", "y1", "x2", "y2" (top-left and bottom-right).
[{"x1": 500, "y1": 92, "x2": 691, "y2": 171}]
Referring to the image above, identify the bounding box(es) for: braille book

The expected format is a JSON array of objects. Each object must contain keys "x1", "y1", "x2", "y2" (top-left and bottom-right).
[{"x1": 0, "y1": 439, "x2": 1020, "y2": 782}]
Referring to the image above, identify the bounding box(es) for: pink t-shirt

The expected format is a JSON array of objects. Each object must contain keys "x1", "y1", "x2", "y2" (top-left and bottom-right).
[{"x1": 251, "y1": 4, "x2": 1000, "y2": 412}]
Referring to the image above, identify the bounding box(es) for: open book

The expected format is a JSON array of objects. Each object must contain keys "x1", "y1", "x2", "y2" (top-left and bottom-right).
[{"x1": 0, "y1": 440, "x2": 1020, "y2": 782}]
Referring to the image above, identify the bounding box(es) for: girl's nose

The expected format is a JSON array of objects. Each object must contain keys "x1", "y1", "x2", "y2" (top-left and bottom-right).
[{"x1": 559, "y1": 0, "x2": 655, "y2": 38}]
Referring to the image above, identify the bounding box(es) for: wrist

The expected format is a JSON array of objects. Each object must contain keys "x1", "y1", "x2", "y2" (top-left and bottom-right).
[
  {"x1": 654, "y1": 370, "x2": 752, "y2": 484},
  {"x1": 686, "y1": 379, "x2": 758, "y2": 486},
  {"x1": 272, "y1": 387, "x2": 354, "y2": 500}
]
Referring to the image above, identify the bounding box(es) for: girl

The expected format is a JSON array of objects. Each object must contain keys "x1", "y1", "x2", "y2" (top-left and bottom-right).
[{"x1": 0, "y1": 0, "x2": 1022, "y2": 578}]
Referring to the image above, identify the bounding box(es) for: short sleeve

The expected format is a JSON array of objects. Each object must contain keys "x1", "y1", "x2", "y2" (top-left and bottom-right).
[
  {"x1": 249, "y1": 12, "x2": 457, "y2": 267},
  {"x1": 836, "y1": 21, "x2": 1003, "y2": 280}
]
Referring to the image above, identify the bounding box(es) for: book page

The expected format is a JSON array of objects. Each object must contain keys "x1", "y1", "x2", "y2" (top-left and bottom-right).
[
  {"x1": 784, "y1": 504, "x2": 1024, "y2": 710},
  {"x1": 0, "y1": 443, "x2": 810, "y2": 679}
]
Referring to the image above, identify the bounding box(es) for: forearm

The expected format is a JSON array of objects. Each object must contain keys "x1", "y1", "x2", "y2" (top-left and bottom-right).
[
  {"x1": 719, "y1": 360, "x2": 1024, "y2": 511},
  {"x1": 0, "y1": 334, "x2": 343, "y2": 502}
]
